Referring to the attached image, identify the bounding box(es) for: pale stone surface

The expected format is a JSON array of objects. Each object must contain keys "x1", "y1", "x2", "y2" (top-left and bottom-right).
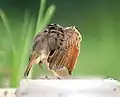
[
  {"x1": 0, "y1": 88, "x2": 16, "y2": 97},
  {"x1": 1, "y1": 78, "x2": 120, "y2": 97},
  {"x1": 16, "y1": 78, "x2": 120, "y2": 97}
]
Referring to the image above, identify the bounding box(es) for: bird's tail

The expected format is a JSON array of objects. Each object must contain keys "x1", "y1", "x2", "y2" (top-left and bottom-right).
[{"x1": 24, "y1": 53, "x2": 39, "y2": 77}]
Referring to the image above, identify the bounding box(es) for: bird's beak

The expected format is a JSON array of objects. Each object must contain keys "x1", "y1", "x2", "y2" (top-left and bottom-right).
[{"x1": 24, "y1": 54, "x2": 39, "y2": 78}]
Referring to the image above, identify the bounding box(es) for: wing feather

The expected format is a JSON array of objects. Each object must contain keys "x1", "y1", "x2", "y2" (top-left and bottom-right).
[
  {"x1": 48, "y1": 50, "x2": 59, "y2": 70},
  {"x1": 47, "y1": 26, "x2": 81, "y2": 75},
  {"x1": 66, "y1": 45, "x2": 79, "y2": 74}
]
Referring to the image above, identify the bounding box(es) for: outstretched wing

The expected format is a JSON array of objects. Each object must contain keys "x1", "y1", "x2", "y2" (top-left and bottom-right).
[{"x1": 47, "y1": 26, "x2": 82, "y2": 75}]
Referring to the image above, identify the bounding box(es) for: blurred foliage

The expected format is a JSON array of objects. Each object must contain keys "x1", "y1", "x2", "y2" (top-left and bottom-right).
[{"x1": 0, "y1": 0, "x2": 55, "y2": 87}]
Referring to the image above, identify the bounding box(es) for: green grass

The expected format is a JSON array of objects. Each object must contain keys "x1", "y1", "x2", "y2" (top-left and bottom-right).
[{"x1": 0, "y1": 0, "x2": 55, "y2": 87}]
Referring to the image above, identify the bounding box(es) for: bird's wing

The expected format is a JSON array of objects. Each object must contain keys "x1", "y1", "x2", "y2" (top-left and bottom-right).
[
  {"x1": 65, "y1": 44, "x2": 79, "y2": 74},
  {"x1": 48, "y1": 26, "x2": 82, "y2": 75}
]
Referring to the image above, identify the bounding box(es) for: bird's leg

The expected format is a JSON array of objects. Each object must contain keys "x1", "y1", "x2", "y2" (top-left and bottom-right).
[
  {"x1": 38, "y1": 61, "x2": 49, "y2": 79},
  {"x1": 56, "y1": 76, "x2": 61, "y2": 79}
]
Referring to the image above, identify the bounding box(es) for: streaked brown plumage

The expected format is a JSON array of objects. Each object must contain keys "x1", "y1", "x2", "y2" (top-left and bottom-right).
[{"x1": 24, "y1": 24, "x2": 82, "y2": 79}]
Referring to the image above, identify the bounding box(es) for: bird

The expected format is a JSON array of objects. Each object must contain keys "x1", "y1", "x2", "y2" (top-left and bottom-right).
[{"x1": 24, "y1": 24, "x2": 82, "y2": 79}]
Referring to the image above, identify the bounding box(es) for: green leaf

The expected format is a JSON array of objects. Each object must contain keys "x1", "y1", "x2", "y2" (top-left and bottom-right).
[
  {"x1": 41, "y1": 5, "x2": 56, "y2": 32},
  {"x1": 35, "y1": 0, "x2": 46, "y2": 34}
]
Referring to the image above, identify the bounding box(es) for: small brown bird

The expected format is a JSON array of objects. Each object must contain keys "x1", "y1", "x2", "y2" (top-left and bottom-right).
[{"x1": 24, "y1": 24, "x2": 82, "y2": 79}]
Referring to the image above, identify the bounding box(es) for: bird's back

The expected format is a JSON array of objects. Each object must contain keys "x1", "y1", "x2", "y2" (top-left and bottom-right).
[{"x1": 45, "y1": 24, "x2": 82, "y2": 75}]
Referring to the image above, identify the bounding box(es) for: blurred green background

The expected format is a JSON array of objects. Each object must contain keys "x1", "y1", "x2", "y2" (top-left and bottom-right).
[{"x1": 0, "y1": 0, "x2": 120, "y2": 87}]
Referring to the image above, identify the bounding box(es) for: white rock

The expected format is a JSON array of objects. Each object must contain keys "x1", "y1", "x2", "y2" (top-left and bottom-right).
[
  {"x1": 16, "y1": 78, "x2": 120, "y2": 97},
  {"x1": 0, "y1": 88, "x2": 16, "y2": 97}
]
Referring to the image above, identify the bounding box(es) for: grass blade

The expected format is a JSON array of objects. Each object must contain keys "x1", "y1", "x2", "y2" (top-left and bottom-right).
[
  {"x1": 35, "y1": 0, "x2": 46, "y2": 34},
  {"x1": 41, "y1": 5, "x2": 56, "y2": 32},
  {"x1": 0, "y1": 9, "x2": 17, "y2": 87},
  {"x1": 17, "y1": 16, "x2": 36, "y2": 82},
  {"x1": 0, "y1": 9, "x2": 16, "y2": 52},
  {"x1": 21, "y1": 9, "x2": 31, "y2": 42},
  {"x1": 0, "y1": 0, "x2": 56, "y2": 87}
]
